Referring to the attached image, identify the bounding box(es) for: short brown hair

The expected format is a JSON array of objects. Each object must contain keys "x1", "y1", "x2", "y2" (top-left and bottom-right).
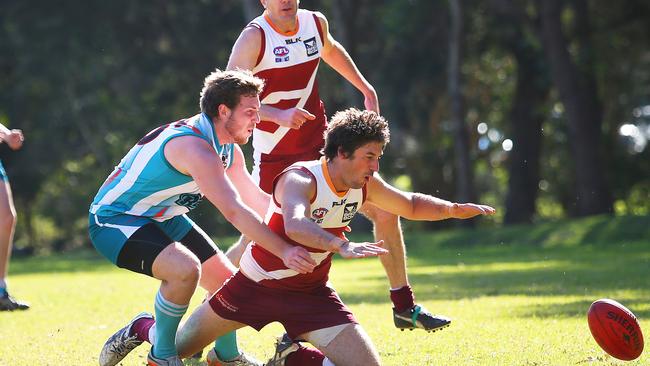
[
  {"x1": 322, "y1": 108, "x2": 390, "y2": 159},
  {"x1": 199, "y1": 69, "x2": 264, "y2": 118}
]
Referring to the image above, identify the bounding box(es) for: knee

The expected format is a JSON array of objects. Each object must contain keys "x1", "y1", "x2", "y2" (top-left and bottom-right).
[{"x1": 168, "y1": 246, "x2": 202, "y2": 285}]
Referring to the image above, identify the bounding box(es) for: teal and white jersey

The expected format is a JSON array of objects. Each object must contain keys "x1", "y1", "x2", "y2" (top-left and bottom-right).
[{"x1": 90, "y1": 113, "x2": 234, "y2": 221}]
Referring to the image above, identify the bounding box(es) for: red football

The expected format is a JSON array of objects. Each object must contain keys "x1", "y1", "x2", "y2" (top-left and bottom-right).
[{"x1": 587, "y1": 299, "x2": 644, "y2": 360}]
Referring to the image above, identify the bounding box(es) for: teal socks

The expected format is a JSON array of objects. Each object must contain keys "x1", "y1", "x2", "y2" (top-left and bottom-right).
[
  {"x1": 214, "y1": 331, "x2": 240, "y2": 361},
  {"x1": 152, "y1": 290, "x2": 188, "y2": 359}
]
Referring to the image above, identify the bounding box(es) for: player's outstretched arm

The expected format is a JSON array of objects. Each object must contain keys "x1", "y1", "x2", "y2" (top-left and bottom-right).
[
  {"x1": 165, "y1": 136, "x2": 316, "y2": 273},
  {"x1": 275, "y1": 169, "x2": 388, "y2": 259},
  {"x1": 316, "y1": 12, "x2": 379, "y2": 114},
  {"x1": 365, "y1": 173, "x2": 496, "y2": 221}
]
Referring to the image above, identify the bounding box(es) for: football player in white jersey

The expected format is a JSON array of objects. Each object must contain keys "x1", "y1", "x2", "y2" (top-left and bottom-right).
[
  {"x1": 169, "y1": 108, "x2": 495, "y2": 366},
  {"x1": 225, "y1": 0, "x2": 452, "y2": 336},
  {"x1": 92, "y1": 69, "x2": 317, "y2": 366}
]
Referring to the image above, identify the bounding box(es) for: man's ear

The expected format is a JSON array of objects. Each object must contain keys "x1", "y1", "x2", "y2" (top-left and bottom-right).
[
  {"x1": 217, "y1": 104, "x2": 231, "y2": 120},
  {"x1": 337, "y1": 146, "x2": 351, "y2": 160}
]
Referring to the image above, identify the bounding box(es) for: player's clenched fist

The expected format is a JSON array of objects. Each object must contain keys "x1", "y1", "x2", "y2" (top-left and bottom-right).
[{"x1": 276, "y1": 107, "x2": 316, "y2": 129}]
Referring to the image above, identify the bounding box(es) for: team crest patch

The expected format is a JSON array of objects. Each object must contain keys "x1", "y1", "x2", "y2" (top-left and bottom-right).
[
  {"x1": 311, "y1": 207, "x2": 329, "y2": 224},
  {"x1": 342, "y1": 202, "x2": 358, "y2": 222},
  {"x1": 176, "y1": 193, "x2": 202, "y2": 210},
  {"x1": 273, "y1": 46, "x2": 290, "y2": 62},
  {"x1": 303, "y1": 36, "x2": 318, "y2": 56}
]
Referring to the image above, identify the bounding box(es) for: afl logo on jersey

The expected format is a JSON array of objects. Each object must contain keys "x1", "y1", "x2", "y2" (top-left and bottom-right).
[
  {"x1": 273, "y1": 46, "x2": 290, "y2": 62},
  {"x1": 311, "y1": 207, "x2": 329, "y2": 224}
]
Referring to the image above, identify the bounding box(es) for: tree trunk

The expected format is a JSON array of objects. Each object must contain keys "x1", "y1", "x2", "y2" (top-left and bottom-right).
[
  {"x1": 329, "y1": 0, "x2": 361, "y2": 106},
  {"x1": 448, "y1": 0, "x2": 476, "y2": 225},
  {"x1": 538, "y1": 0, "x2": 612, "y2": 216},
  {"x1": 504, "y1": 37, "x2": 549, "y2": 224}
]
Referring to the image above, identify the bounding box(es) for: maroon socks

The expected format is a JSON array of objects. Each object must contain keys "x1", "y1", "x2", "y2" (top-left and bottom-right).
[{"x1": 390, "y1": 285, "x2": 415, "y2": 313}]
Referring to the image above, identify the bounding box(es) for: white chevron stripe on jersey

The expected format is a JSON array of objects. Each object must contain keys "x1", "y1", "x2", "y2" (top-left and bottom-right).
[
  {"x1": 252, "y1": 65, "x2": 319, "y2": 154},
  {"x1": 240, "y1": 238, "x2": 331, "y2": 282},
  {"x1": 127, "y1": 181, "x2": 199, "y2": 217},
  {"x1": 92, "y1": 132, "x2": 169, "y2": 210}
]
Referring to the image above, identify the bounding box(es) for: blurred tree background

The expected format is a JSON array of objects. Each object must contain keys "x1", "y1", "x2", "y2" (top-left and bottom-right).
[{"x1": 0, "y1": 0, "x2": 648, "y2": 254}]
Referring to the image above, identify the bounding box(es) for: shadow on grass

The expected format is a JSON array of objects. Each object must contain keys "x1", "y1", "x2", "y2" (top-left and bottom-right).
[
  {"x1": 513, "y1": 298, "x2": 650, "y2": 319},
  {"x1": 335, "y1": 242, "x2": 650, "y2": 311},
  {"x1": 9, "y1": 249, "x2": 113, "y2": 275}
]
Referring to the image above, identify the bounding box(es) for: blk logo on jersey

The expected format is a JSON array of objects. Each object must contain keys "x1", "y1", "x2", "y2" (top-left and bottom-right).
[
  {"x1": 273, "y1": 46, "x2": 290, "y2": 62},
  {"x1": 332, "y1": 198, "x2": 347, "y2": 207},
  {"x1": 285, "y1": 37, "x2": 302, "y2": 45},
  {"x1": 311, "y1": 207, "x2": 329, "y2": 224},
  {"x1": 303, "y1": 37, "x2": 318, "y2": 56},
  {"x1": 176, "y1": 193, "x2": 202, "y2": 210},
  {"x1": 342, "y1": 202, "x2": 358, "y2": 222}
]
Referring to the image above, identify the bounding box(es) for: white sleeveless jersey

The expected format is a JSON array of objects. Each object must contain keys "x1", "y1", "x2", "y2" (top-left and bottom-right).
[
  {"x1": 90, "y1": 113, "x2": 234, "y2": 221},
  {"x1": 239, "y1": 158, "x2": 366, "y2": 291},
  {"x1": 249, "y1": 9, "x2": 327, "y2": 158}
]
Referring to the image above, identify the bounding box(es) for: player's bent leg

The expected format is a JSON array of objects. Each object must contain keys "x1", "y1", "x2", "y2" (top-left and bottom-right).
[
  {"x1": 152, "y1": 243, "x2": 201, "y2": 303},
  {"x1": 361, "y1": 205, "x2": 408, "y2": 288},
  {"x1": 305, "y1": 323, "x2": 381, "y2": 366},
  {"x1": 224, "y1": 235, "x2": 250, "y2": 267},
  {"x1": 175, "y1": 301, "x2": 246, "y2": 359},
  {"x1": 199, "y1": 251, "x2": 236, "y2": 293},
  {"x1": 150, "y1": 244, "x2": 200, "y2": 359}
]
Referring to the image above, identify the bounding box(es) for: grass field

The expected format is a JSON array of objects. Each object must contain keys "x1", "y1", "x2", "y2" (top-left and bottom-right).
[{"x1": 1, "y1": 214, "x2": 648, "y2": 365}]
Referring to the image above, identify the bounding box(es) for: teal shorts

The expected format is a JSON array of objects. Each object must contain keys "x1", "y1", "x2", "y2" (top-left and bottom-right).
[{"x1": 88, "y1": 213, "x2": 193, "y2": 265}]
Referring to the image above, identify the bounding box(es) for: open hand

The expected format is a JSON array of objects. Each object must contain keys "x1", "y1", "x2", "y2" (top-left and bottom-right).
[
  {"x1": 450, "y1": 203, "x2": 496, "y2": 219},
  {"x1": 338, "y1": 240, "x2": 388, "y2": 259}
]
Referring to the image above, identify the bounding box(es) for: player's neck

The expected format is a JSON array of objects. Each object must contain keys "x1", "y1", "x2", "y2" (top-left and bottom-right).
[
  {"x1": 213, "y1": 118, "x2": 234, "y2": 145},
  {"x1": 264, "y1": 11, "x2": 298, "y2": 34},
  {"x1": 325, "y1": 160, "x2": 349, "y2": 193}
]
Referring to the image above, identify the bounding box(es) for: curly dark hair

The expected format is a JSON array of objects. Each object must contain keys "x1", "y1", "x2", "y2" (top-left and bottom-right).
[
  {"x1": 322, "y1": 108, "x2": 390, "y2": 159},
  {"x1": 199, "y1": 68, "x2": 264, "y2": 118}
]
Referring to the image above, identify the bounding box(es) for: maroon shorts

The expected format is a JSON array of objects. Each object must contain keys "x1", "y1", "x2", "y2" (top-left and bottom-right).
[
  {"x1": 255, "y1": 150, "x2": 322, "y2": 194},
  {"x1": 208, "y1": 271, "x2": 357, "y2": 339}
]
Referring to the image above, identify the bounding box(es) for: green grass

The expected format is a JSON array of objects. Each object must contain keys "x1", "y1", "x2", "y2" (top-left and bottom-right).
[{"x1": 1, "y1": 214, "x2": 649, "y2": 365}]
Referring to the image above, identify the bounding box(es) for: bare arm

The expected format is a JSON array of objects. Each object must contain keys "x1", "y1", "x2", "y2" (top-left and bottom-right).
[
  {"x1": 316, "y1": 12, "x2": 379, "y2": 114},
  {"x1": 165, "y1": 136, "x2": 316, "y2": 272},
  {"x1": 226, "y1": 145, "x2": 270, "y2": 218},
  {"x1": 226, "y1": 26, "x2": 315, "y2": 129},
  {"x1": 365, "y1": 174, "x2": 496, "y2": 220},
  {"x1": 276, "y1": 169, "x2": 387, "y2": 259}
]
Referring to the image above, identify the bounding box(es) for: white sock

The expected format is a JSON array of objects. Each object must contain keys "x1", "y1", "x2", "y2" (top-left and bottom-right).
[
  {"x1": 323, "y1": 358, "x2": 335, "y2": 366},
  {"x1": 148, "y1": 324, "x2": 157, "y2": 344}
]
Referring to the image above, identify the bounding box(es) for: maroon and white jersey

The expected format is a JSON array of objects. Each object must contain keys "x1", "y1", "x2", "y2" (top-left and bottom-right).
[
  {"x1": 240, "y1": 158, "x2": 366, "y2": 291},
  {"x1": 248, "y1": 10, "x2": 328, "y2": 167}
]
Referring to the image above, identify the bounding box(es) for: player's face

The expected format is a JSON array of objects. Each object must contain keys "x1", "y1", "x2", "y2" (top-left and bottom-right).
[
  {"x1": 225, "y1": 95, "x2": 261, "y2": 145},
  {"x1": 262, "y1": 0, "x2": 299, "y2": 23},
  {"x1": 341, "y1": 142, "x2": 384, "y2": 189}
]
